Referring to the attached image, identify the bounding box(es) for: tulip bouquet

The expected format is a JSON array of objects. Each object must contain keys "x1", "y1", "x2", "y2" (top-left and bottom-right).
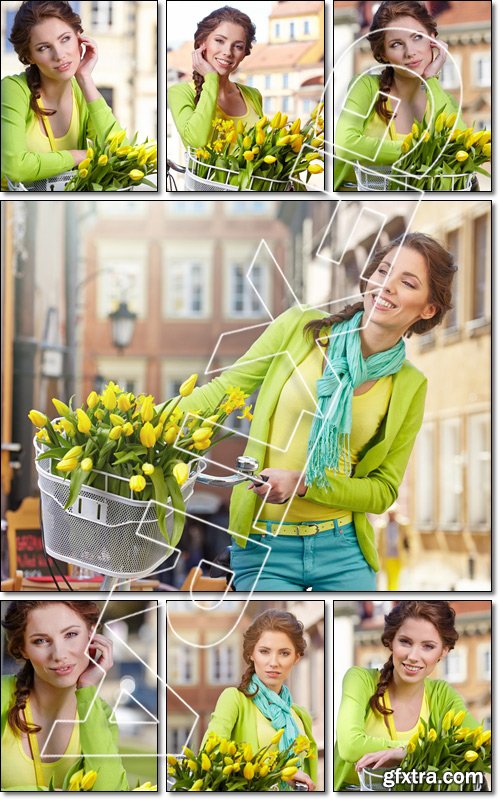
[
  {"x1": 392, "y1": 710, "x2": 491, "y2": 792},
  {"x1": 391, "y1": 107, "x2": 491, "y2": 191},
  {"x1": 64, "y1": 129, "x2": 157, "y2": 192},
  {"x1": 28, "y1": 377, "x2": 252, "y2": 547},
  {"x1": 188, "y1": 103, "x2": 325, "y2": 191},
  {"x1": 168, "y1": 730, "x2": 313, "y2": 791},
  {"x1": 15, "y1": 765, "x2": 157, "y2": 792}
]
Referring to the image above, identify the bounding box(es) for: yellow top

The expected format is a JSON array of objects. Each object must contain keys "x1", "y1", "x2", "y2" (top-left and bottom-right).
[
  {"x1": 363, "y1": 96, "x2": 430, "y2": 144},
  {"x1": 255, "y1": 705, "x2": 305, "y2": 749},
  {"x1": 259, "y1": 344, "x2": 393, "y2": 523},
  {"x1": 25, "y1": 88, "x2": 80, "y2": 153},
  {"x1": 365, "y1": 688, "x2": 429, "y2": 742},
  {"x1": 215, "y1": 92, "x2": 260, "y2": 128},
  {"x1": 1, "y1": 711, "x2": 81, "y2": 788}
]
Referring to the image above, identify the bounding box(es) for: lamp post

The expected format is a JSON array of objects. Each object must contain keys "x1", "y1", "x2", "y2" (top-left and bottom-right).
[{"x1": 108, "y1": 300, "x2": 137, "y2": 352}]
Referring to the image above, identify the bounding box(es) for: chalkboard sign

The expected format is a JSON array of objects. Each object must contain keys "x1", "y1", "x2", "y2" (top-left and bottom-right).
[{"x1": 14, "y1": 528, "x2": 66, "y2": 577}]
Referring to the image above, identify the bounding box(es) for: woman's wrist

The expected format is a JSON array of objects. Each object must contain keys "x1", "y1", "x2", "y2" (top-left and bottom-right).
[{"x1": 75, "y1": 75, "x2": 101, "y2": 103}]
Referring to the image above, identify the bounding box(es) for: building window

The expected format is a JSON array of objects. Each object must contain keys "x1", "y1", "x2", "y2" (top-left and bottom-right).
[
  {"x1": 283, "y1": 96, "x2": 289, "y2": 112},
  {"x1": 177, "y1": 645, "x2": 195, "y2": 684},
  {"x1": 208, "y1": 645, "x2": 238, "y2": 684},
  {"x1": 91, "y1": 0, "x2": 113, "y2": 29},
  {"x1": 97, "y1": 258, "x2": 146, "y2": 318},
  {"x1": 168, "y1": 201, "x2": 209, "y2": 216},
  {"x1": 477, "y1": 644, "x2": 491, "y2": 681},
  {"x1": 468, "y1": 414, "x2": 490, "y2": 528},
  {"x1": 167, "y1": 726, "x2": 191, "y2": 754},
  {"x1": 5, "y1": 10, "x2": 17, "y2": 52},
  {"x1": 472, "y1": 215, "x2": 488, "y2": 322},
  {"x1": 226, "y1": 201, "x2": 272, "y2": 215},
  {"x1": 473, "y1": 54, "x2": 491, "y2": 87},
  {"x1": 264, "y1": 74, "x2": 271, "y2": 90},
  {"x1": 228, "y1": 262, "x2": 268, "y2": 317},
  {"x1": 303, "y1": 98, "x2": 314, "y2": 114},
  {"x1": 283, "y1": 73, "x2": 289, "y2": 89},
  {"x1": 444, "y1": 229, "x2": 460, "y2": 330},
  {"x1": 246, "y1": 75, "x2": 253, "y2": 87},
  {"x1": 415, "y1": 422, "x2": 435, "y2": 528},
  {"x1": 166, "y1": 261, "x2": 209, "y2": 317},
  {"x1": 99, "y1": 87, "x2": 114, "y2": 111},
  {"x1": 264, "y1": 97, "x2": 273, "y2": 114},
  {"x1": 439, "y1": 418, "x2": 462, "y2": 529},
  {"x1": 304, "y1": 19, "x2": 310, "y2": 35},
  {"x1": 442, "y1": 648, "x2": 467, "y2": 683},
  {"x1": 440, "y1": 58, "x2": 460, "y2": 90},
  {"x1": 290, "y1": 21, "x2": 295, "y2": 39},
  {"x1": 274, "y1": 22, "x2": 280, "y2": 37}
]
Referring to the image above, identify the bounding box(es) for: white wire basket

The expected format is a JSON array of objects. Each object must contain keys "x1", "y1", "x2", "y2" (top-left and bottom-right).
[
  {"x1": 7, "y1": 171, "x2": 135, "y2": 192},
  {"x1": 34, "y1": 437, "x2": 200, "y2": 579},
  {"x1": 354, "y1": 163, "x2": 474, "y2": 192},
  {"x1": 359, "y1": 767, "x2": 484, "y2": 792},
  {"x1": 185, "y1": 149, "x2": 291, "y2": 192}
]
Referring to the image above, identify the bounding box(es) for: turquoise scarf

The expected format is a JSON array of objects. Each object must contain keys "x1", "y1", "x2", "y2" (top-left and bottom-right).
[
  {"x1": 306, "y1": 309, "x2": 406, "y2": 488},
  {"x1": 248, "y1": 675, "x2": 300, "y2": 751}
]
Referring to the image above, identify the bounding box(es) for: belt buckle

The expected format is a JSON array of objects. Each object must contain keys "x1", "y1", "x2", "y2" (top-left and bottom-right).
[{"x1": 300, "y1": 523, "x2": 319, "y2": 536}]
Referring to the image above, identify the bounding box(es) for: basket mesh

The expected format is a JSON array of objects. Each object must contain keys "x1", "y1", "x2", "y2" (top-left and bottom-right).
[
  {"x1": 36, "y1": 454, "x2": 196, "y2": 578},
  {"x1": 8, "y1": 171, "x2": 76, "y2": 192},
  {"x1": 359, "y1": 768, "x2": 483, "y2": 792},
  {"x1": 354, "y1": 163, "x2": 473, "y2": 192}
]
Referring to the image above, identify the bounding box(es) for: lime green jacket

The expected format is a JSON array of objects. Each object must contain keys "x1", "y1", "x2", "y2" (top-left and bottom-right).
[
  {"x1": 334, "y1": 74, "x2": 464, "y2": 190},
  {"x1": 334, "y1": 667, "x2": 479, "y2": 790},
  {"x1": 203, "y1": 687, "x2": 317, "y2": 782},
  {"x1": 1, "y1": 675, "x2": 128, "y2": 791},
  {"x1": 167, "y1": 72, "x2": 263, "y2": 149},
  {"x1": 1, "y1": 73, "x2": 121, "y2": 183},
  {"x1": 179, "y1": 306, "x2": 427, "y2": 571}
]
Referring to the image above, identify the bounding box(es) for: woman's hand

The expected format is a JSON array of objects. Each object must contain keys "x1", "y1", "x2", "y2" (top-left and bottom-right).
[
  {"x1": 69, "y1": 149, "x2": 90, "y2": 166},
  {"x1": 422, "y1": 38, "x2": 448, "y2": 79},
  {"x1": 286, "y1": 768, "x2": 315, "y2": 791},
  {"x1": 192, "y1": 45, "x2": 217, "y2": 76},
  {"x1": 249, "y1": 469, "x2": 307, "y2": 504},
  {"x1": 77, "y1": 633, "x2": 113, "y2": 689},
  {"x1": 355, "y1": 747, "x2": 406, "y2": 772},
  {"x1": 75, "y1": 35, "x2": 99, "y2": 79}
]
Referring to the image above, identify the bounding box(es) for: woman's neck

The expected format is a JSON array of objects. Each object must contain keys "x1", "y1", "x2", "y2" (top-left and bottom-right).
[
  {"x1": 389, "y1": 674, "x2": 425, "y2": 703},
  {"x1": 360, "y1": 315, "x2": 403, "y2": 358},
  {"x1": 217, "y1": 74, "x2": 238, "y2": 95},
  {"x1": 391, "y1": 70, "x2": 423, "y2": 101},
  {"x1": 39, "y1": 75, "x2": 72, "y2": 106},
  {"x1": 29, "y1": 676, "x2": 77, "y2": 721}
]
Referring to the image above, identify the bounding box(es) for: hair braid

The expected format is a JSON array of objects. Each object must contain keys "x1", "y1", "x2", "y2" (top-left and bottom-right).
[
  {"x1": 193, "y1": 70, "x2": 205, "y2": 107},
  {"x1": 7, "y1": 662, "x2": 41, "y2": 735},
  {"x1": 237, "y1": 662, "x2": 258, "y2": 697},
  {"x1": 304, "y1": 301, "x2": 365, "y2": 343},
  {"x1": 369, "y1": 657, "x2": 395, "y2": 731},
  {"x1": 375, "y1": 66, "x2": 395, "y2": 123},
  {"x1": 25, "y1": 64, "x2": 55, "y2": 117}
]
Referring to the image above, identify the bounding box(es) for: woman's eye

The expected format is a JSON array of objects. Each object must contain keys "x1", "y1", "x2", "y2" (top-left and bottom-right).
[
  {"x1": 66, "y1": 631, "x2": 78, "y2": 639},
  {"x1": 32, "y1": 638, "x2": 48, "y2": 645}
]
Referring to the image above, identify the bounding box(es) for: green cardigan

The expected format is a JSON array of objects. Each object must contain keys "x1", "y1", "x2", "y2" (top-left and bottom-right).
[
  {"x1": 1, "y1": 675, "x2": 128, "y2": 791},
  {"x1": 203, "y1": 687, "x2": 317, "y2": 782},
  {"x1": 178, "y1": 306, "x2": 427, "y2": 571},
  {"x1": 167, "y1": 72, "x2": 263, "y2": 149},
  {"x1": 334, "y1": 667, "x2": 479, "y2": 790},
  {"x1": 1, "y1": 72, "x2": 121, "y2": 183},
  {"x1": 334, "y1": 74, "x2": 464, "y2": 190}
]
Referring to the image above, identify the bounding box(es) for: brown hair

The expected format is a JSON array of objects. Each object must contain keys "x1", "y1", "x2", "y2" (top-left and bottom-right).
[
  {"x1": 368, "y1": 1, "x2": 438, "y2": 122},
  {"x1": 193, "y1": 6, "x2": 256, "y2": 106},
  {"x1": 305, "y1": 232, "x2": 457, "y2": 343},
  {"x1": 9, "y1": 1, "x2": 83, "y2": 117},
  {"x1": 2, "y1": 601, "x2": 100, "y2": 734},
  {"x1": 237, "y1": 610, "x2": 306, "y2": 697},
  {"x1": 369, "y1": 601, "x2": 459, "y2": 722}
]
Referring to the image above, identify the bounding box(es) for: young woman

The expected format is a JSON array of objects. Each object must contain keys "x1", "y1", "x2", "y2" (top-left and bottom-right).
[
  {"x1": 334, "y1": 601, "x2": 481, "y2": 790},
  {"x1": 1, "y1": 601, "x2": 128, "y2": 791},
  {"x1": 202, "y1": 610, "x2": 317, "y2": 790},
  {"x1": 176, "y1": 232, "x2": 456, "y2": 591},
  {"x1": 1, "y1": 0, "x2": 123, "y2": 187},
  {"x1": 167, "y1": 6, "x2": 263, "y2": 150},
  {"x1": 334, "y1": 0, "x2": 464, "y2": 190}
]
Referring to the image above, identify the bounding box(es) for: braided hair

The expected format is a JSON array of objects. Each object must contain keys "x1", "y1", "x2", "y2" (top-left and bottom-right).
[
  {"x1": 2, "y1": 601, "x2": 100, "y2": 734},
  {"x1": 192, "y1": 6, "x2": 256, "y2": 106},
  {"x1": 367, "y1": 1, "x2": 438, "y2": 122},
  {"x1": 237, "y1": 610, "x2": 306, "y2": 698},
  {"x1": 9, "y1": 1, "x2": 83, "y2": 117},
  {"x1": 304, "y1": 232, "x2": 457, "y2": 343},
  {"x1": 369, "y1": 601, "x2": 459, "y2": 725}
]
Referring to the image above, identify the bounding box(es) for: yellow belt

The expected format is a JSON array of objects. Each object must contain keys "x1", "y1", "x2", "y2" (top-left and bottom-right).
[{"x1": 255, "y1": 514, "x2": 353, "y2": 536}]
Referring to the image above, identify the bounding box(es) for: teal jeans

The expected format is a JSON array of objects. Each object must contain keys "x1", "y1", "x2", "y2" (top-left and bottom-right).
[{"x1": 230, "y1": 520, "x2": 376, "y2": 591}]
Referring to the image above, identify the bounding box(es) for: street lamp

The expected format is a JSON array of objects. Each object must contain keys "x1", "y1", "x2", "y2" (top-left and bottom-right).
[{"x1": 108, "y1": 300, "x2": 137, "y2": 352}]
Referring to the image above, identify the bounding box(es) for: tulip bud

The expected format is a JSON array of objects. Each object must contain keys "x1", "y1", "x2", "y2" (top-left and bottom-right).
[
  {"x1": 56, "y1": 457, "x2": 79, "y2": 473},
  {"x1": 263, "y1": 155, "x2": 277, "y2": 164},
  {"x1": 243, "y1": 135, "x2": 252, "y2": 149},
  {"x1": 129, "y1": 474, "x2": 146, "y2": 492},
  {"x1": 412, "y1": 122, "x2": 420, "y2": 138},
  {"x1": 281, "y1": 766, "x2": 299, "y2": 779},
  {"x1": 464, "y1": 751, "x2": 479, "y2": 763},
  {"x1": 86, "y1": 148, "x2": 94, "y2": 159},
  {"x1": 28, "y1": 409, "x2": 48, "y2": 428},
  {"x1": 482, "y1": 143, "x2": 491, "y2": 159},
  {"x1": 427, "y1": 728, "x2": 437, "y2": 741},
  {"x1": 68, "y1": 769, "x2": 84, "y2": 791},
  {"x1": 65, "y1": 445, "x2": 83, "y2": 460},
  {"x1": 142, "y1": 463, "x2": 155, "y2": 476},
  {"x1": 76, "y1": 409, "x2": 92, "y2": 434},
  {"x1": 189, "y1": 780, "x2": 204, "y2": 791},
  {"x1": 80, "y1": 771, "x2": 98, "y2": 791},
  {"x1": 109, "y1": 425, "x2": 123, "y2": 440},
  {"x1": 243, "y1": 151, "x2": 255, "y2": 161},
  {"x1": 52, "y1": 398, "x2": 71, "y2": 417},
  {"x1": 129, "y1": 169, "x2": 145, "y2": 181},
  {"x1": 109, "y1": 413, "x2": 124, "y2": 426},
  {"x1": 140, "y1": 395, "x2": 155, "y2": 422},
  {"x1": 98, "y1": 154, "x2": 109, "y2": 166},
  {"x1": 167, "y1": 755, "x2": 178, "y2": 766},
  {"x1": 87, "y1": 391, "x2": 99, "y2": 408},
  {"x1": 201, "y1": 753, "x2": 211, "y2": 771},
  {"x1": 307, "y1": 163, "x2": 324, "y2": 174},
  {"x1": 455, "y1": 150, "x2": 469, "y2": 162},
  {"x1": 81, "y1": 458, "x2": 93, "y2": 472},
  {"x1": 140, "y1": 422, "x2": 156, "y2": 448},
  {"x1": 173, "y1": 462, "x2": 189, "y2": 486},
  {"x1": 445, "y1": 113, "x2": 457, "y2": 129},
  {"x1": 271, "y1": 729, "x2": 284, "y2": 745},
  {"x1": 102, "y1": 385, "x2": 117, "y2": 411},
  {"x1": 255, "y1": 129, "x2": 265, "y2": 145},
  {"x1": 78, "y1": 169, "x2": 89, "y2": 179},
  {"x1": 243, "y1": 762, "x2": 255, "y2": 780},
  {"x1": 453, "y1": 710, "x2": 467, "y2": 728},
  {"x1": 236, "y1": 120, "x2": 245, "y2": 134},
  {"x1": 179, "y1": 374, "x2": 198, "y2": 397}
]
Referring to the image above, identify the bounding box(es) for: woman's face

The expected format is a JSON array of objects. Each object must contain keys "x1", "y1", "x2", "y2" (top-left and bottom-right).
[
  {"x1": 390, "y1": 617, "x2": 449, "y2": 685},
  {"x1": 251, "y1": 630, "x2": 300, "y2": 693},
  {"x1": 201, "y1": 21, "x2": 247, "y2": 76},
  {"x1": 22, "y1": 605, "x2": 91, "y2": 690},
  {"x1": 382, "y1": 15, "x2": 434, "y2": 77},
  {"x1": 364, "y1": 246, "x2": 437, "y2": 336},
  {"x1": 28, "y1": 16, "x2": 81, "y2": 82}
]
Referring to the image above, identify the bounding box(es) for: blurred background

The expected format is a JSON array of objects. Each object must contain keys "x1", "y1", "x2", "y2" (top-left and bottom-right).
[
  {"x1": 166, "y1": 598, "x2": 324, "y2": 789},
  {"x1": 333, "y1": 599, "x2": 492, "y2": 776},
  {"x1": 0, "y1": 199, "x2": 490, "y2": 591},
  {"x1": 334, "y1": 0, "x2": 492, "y2": 189},
  {"x1": 1, "y1": 0, "x2": 157, "y2": 142},
  {"x1": 1, "y1": 598, "x2": 158, "y2": 788},
  {"x1": 167, "y1": 0, "x2": 325, "y2": 188}
]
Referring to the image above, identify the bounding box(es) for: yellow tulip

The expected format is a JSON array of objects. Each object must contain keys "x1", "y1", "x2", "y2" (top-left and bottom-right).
[
  {"x1": 418, "y1": 722, "x2": 426, "y2": 738},
  {"x1": 179, "y1": 373, "x2": 198, "y2": 397},
  {"x1": 140, "y1": 395, "x2": 155, "y2": 422},
  {"x1": 270, "y1": 111, "x2": 282, "y2": 128},
  {"x1": 182, "y1": 746, "x2": 196, "y2": 759},
  {"x1": 102, "y1": 385, "x2": 117, "y2": 410},
  {"x1": 401, "y1": 140, "x2": 410, "y2": 154},
  {"x1": 192, "y1": 428, "x2": 213, "y2": 443},
  {"x1": 78, "y1": 169, "x2": 88, "y2": 179},
  {"x1": 256, "y1": 115, "x2": 268, "y2": 128},
  {"x1": 291, "y1": 118, "x2": 301, "y2": 134},
  {"x1": 87, "y1": 391, "x2": 99, "y2": 408},
  {"x1": 412, "y1": 123, "x2": 420, "y2": 138},
  {"x1": 243, "y1": 744, "x2": 253, "y2": 761},
  {"x1": 453, "y1": 710, "x2": 467, "y2": 727},
  {"x1": 434, "y1": 111, "x2": 447, "y2": 133},
  {"x1": 65, "y1": 445, "x2": 83, "y2": 460},
  {"x1": 427, "y1": 728, "x2": 438, "y2": 741},
  {"x1": 243, "y1": 762, "x2": 255, "y2": 780},
  {"x1": 201, "y1": 753, "x2": 211, "y2": 771},
  {"x1": 116, "y1": 394, "x2": 131, "y2": 413},
  {"x1": 292, "y1": 134, "x2": 304, "y2": 152},
  {"x1": 167, "y1": 755, "x2": 177, "y2": 766},
  {"x1": 52, "y1": 398, "x2": 71, "y2": 416},
  {"x1": 457, "y1": 127, "x2": 474, "y2": 141},
  {"x1": 129, "y1": 169, "x2": 145, "y2": 181},
  {"x1": 307, "y1": 163, "x2": 324, "y2": 174},
  {"x1": 311, "y1": 136, "x2": 324, "y2": 147},
  {"x1": 406, "y1": 740, "x2": 416, "y2": 753},
  {"x1": 482, "y1": 143, "x2": 491, "y2": 159},
  {"x1": 109, "y1": 413, "x2": 124, "y2": 426},
  {"x1": 259, "y1": 764, "x2": 270, "y2": 777},
  {"x1": 277, "y1": 134, "x2": 291, "y2": 146},
  {"x1": 243, "y1": 150, "x2": 255, "y2": 161},
  {"x1": 310, "y1": 101, "x2": 324, "y2": 119},
  {"x1": 81, "y1": 458, "x2": 93, "y2": 472},
  {"x1": 68, "y1": 768, "x2": 84, "y2": 791},
  {"x1": 117, "y1": 145, "x2": 132, "y2": 156},
  {"x1": 263, "y1": 155, "x2": 277, "y2": 164},
  {"x1": 193, "y1": 438, "x2": 211, "y2": 451},
  {"x1": 227, "y1": 742, "x2": 237, "y2": 756},
  {"x1": 271, "y1": 728, "x2": 284, "y2": 745},
  {"x1": 142, "y1": 463, "x2": 155, "y2": 476},
  {"x1": 98, "y1": 154, "x2": 109, "y2": 166},
  {"x1": 164, "y1": 425, "x2": 180, "y2": 444},
  {"x1": 108, "y1": 425, "x2": 123, "y2": 440},
  {"x1": 79, "y1": 158, "x2": 91, "y2": 170},
  {"x1": 129, "y1": 474, "x2": 146, "y2": 492},
  {"x1": 189, "y1": 780, "x2": 204, "y2": 791},
  {"x1": 470, "y1": 131, "x2": 485, "y2": 146},
  {"x1": 140, "y1": 422, "x2": 156, "y2": 447},
  {"x1": 236, "y1": 120, "x2": 245, "y2": 134},
  {"x1": 110, "y1": 129, "x2": 126, "y2": 145},
  {"x1": 187, "y1": 759, "x2": 197, "y2": 770},
  {"x1": 29, "y1": 409, "x2": 48, "y2": 427},
  {"x1": 421, "y1": 131, "x2": 430, "y2": 142},
  {"x1": 449, "y1": 128, "x2": 461, "y2": 141},
  {"x1": 445, "y1": 113, "x2": 457, "y2": 129},
  {"x1": 464, "y1": 751, "x2": 479, "y2": 763},
  {"x1": 278, "y1": 113, "x2": 288, "y2": 128},
  {"x1": 282, "y1": 766, "x2": 299, "y2": 779},
  {"x1": 86, "y1": 147, "x2": 94, "y2": 159},
  {"x1": 243, "y1": 135, "x2": 252, "y2": 149},
  {"x1": 454, "y1": 727, "x2": 470, "y2": 741},
  {"x1": 442, "y1": 710, "x2": 454, "y2": 732},
  {"x1": 122, "y1": 422, "x2": 134, "y2": 436},
  {"x1": 56, "y1": 457, "x2": 79, "y2": 473},
  {"x1": 455, "y1": 150, "x2": 469, "y2": 162},
  {"x1": 173, "y1": 462, "x2": 190, "y2": 486},
  {"x1": 80, "y1": 771, "x2": 98, "y2": 791},
  {"x1": 76, "y1": 408, "x2": 92, "y2": 434},
  {"x1": 479, "y1": 131, "x2": 491, "y2": 146}
]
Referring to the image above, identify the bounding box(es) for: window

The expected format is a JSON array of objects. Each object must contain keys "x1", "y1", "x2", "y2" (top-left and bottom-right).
[
  {"x1": 167, "y1": 726, "x2": 191, "y2": 754},
  {"x1": 274, "y1": 22, "x2": 280, "y2": 37},
  {"x1": 303, "y1": 98, "x2": 314, "y2": 114},
  {"x1": 166, "y1": 261, "x2": 209, "y2": 317},
  {"x1": 168, "y1": 201, "x2": 209, "y2": 216},
  {"x1": 99, "y1": 87, "x2": 114, "y2": 111},
  {"x1": 444, "y1": 229, "x2": 459, "y2": 330},
  {"x1": 177, "y1": 645, "x2": 195, "y2": 684},
  {"x1": 5, "y1": 10, "x2": 17, "y2": 52},
  {"x1": 264, "y1": 74, "x2": 271, "y2": 90},
  {"x1": 468, "y1": 414, "x2": 490, "y2": 528},
  {"x1": 97, "y1": 257, "x2": 147, "y2": 318},
  {"x1": 440, "y1": 57, "x2": 460, "y2": 90},
  {"x1": 415, "y1": 423, "x2": 435, "y2": 528},
  {"x1": 442, "y1": 648, "x2": 467, "y2": 683},
  {"x1": 477, "y1": 644, "x2": 491, "y2": 681},
  {"x1": 92, "y1": 1, "x2": 113, "y2": 29},
  {"x1": 290, "y1": 21, "x2": 295, "y2": 39},
  {"x1": 283, "y1": 73, "x2": 289, "y2": 89},
  {"x1": 208, "y1": 645, "x2": 238, "y2": 684},
  {"x1": 439, "y1": 418, "x2": 462, "y2": 528},
  {"x1": 283, "y1": 96, "x2": 289, "y2": 112},
  {"x1": 264, "y1": 97, "x2": 273, "y2": 114},
  {"x1": 471, "y1": 215, "x2": 488, "y2": 322},
  {"x1": 473, "y1": 54, "x2": 491, "y2": 87},
  {"x1": 226, "y1": 201, "x2": 272, "y2": 215},
  {"x1": 228, "y1": 262, "x2": 268, "y2": 317},
  {"x1": 304, "y1": 19, "x2": 310, "y2": 35},
  {"x1": 246, "y1": 75, "x2": 253, "y2": 87}
]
